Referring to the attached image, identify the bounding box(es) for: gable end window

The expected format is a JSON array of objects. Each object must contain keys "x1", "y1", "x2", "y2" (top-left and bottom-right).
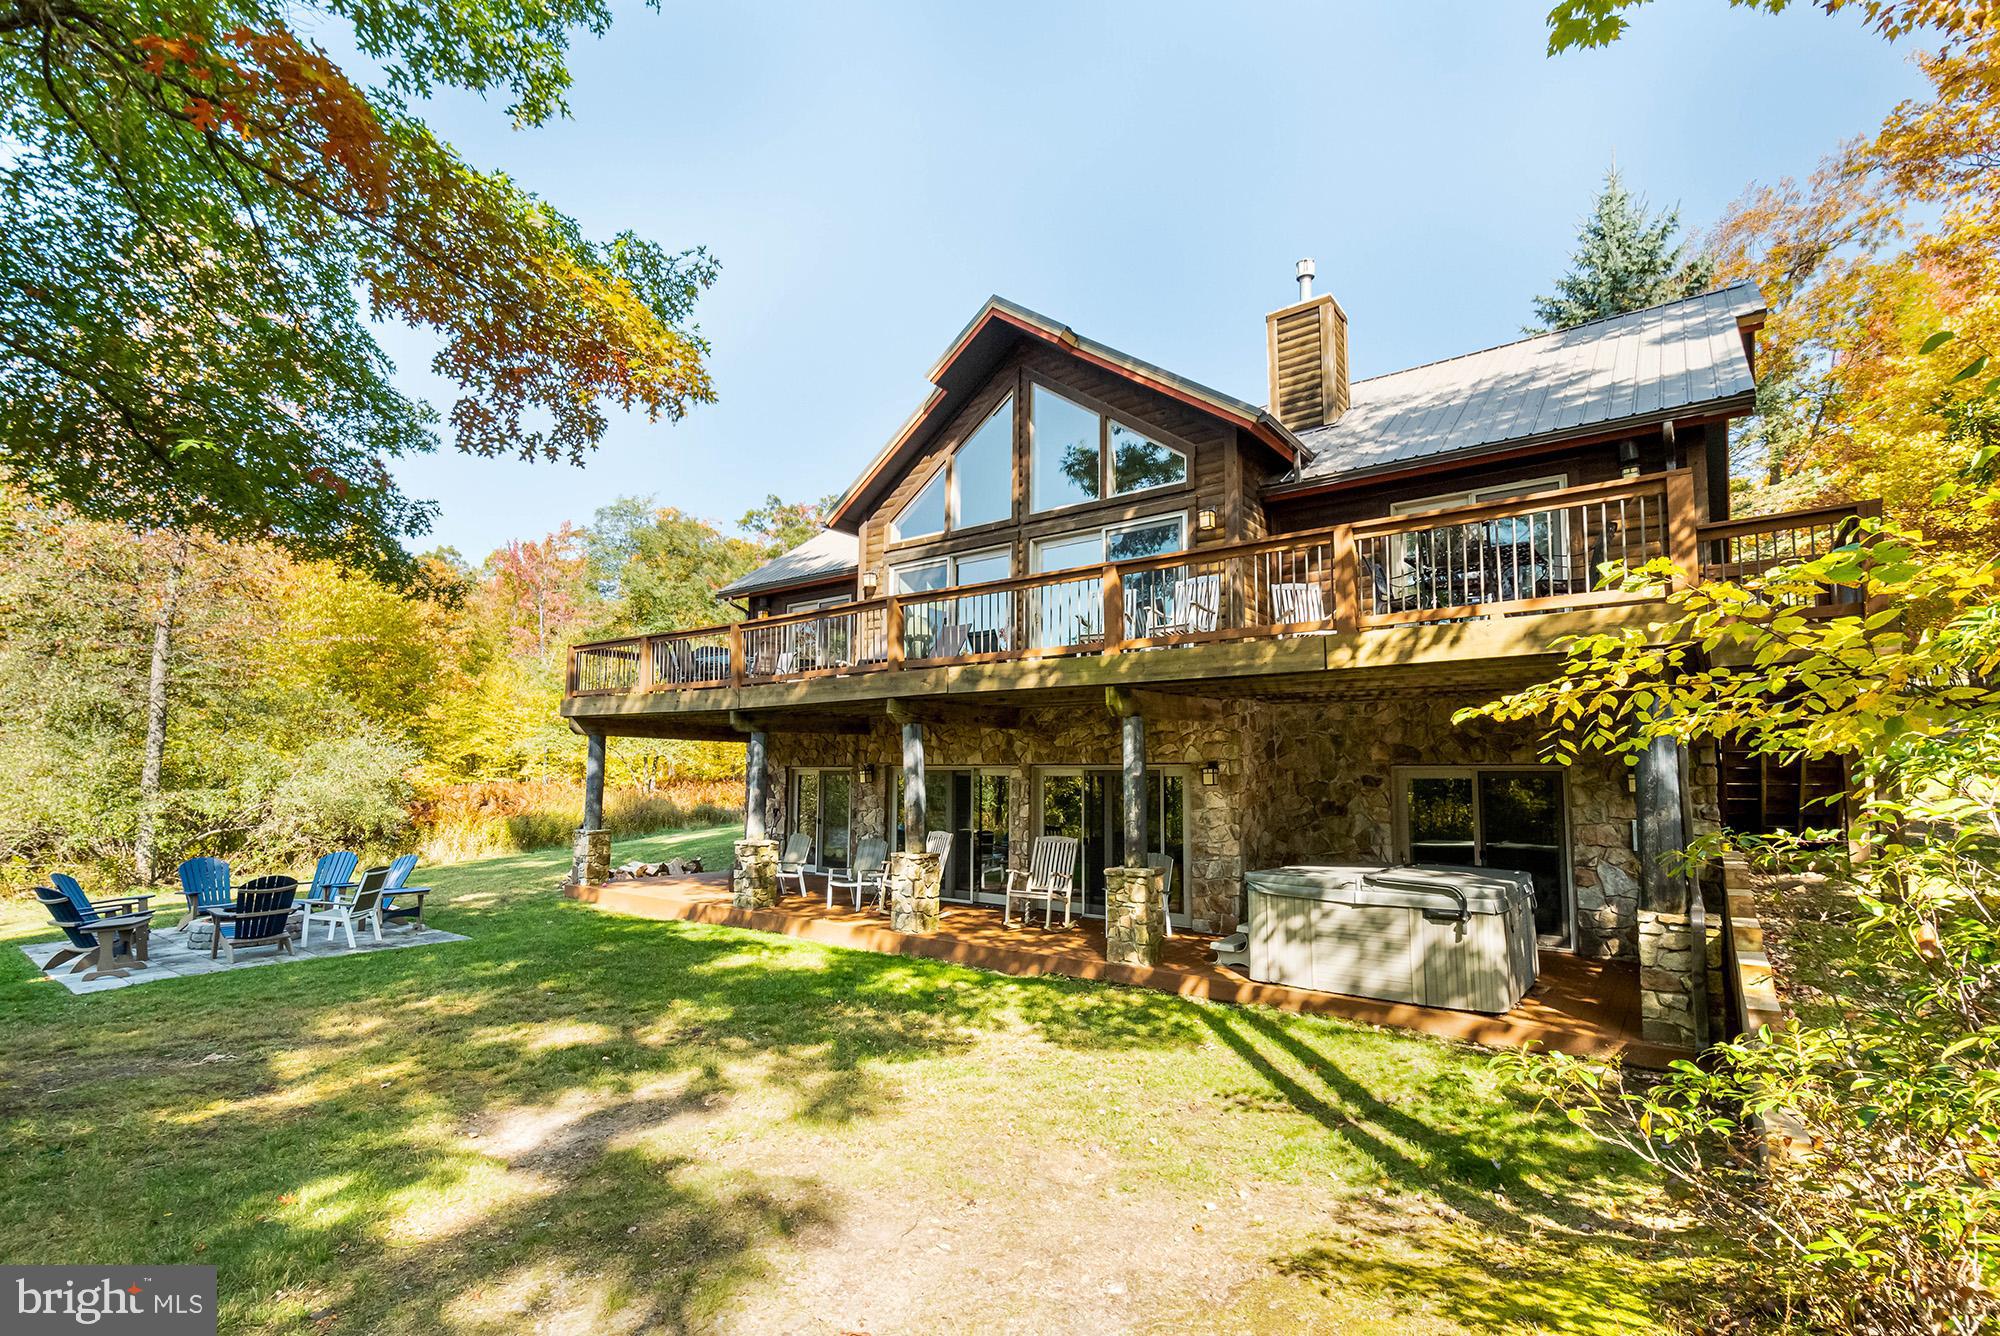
[
  {"x1": 891, "y1": 396, "x2": 1014, "y2": 542},
  {"x1": 1030, "y1": 384, "x2": 1187, "y2": 514}
]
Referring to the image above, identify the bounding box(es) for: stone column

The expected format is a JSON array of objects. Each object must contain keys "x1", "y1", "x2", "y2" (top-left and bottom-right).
[
  {"x1": 1636, "y1": 733, "x2": 1708, "y2": 1047},
  {"x1": 732, "y1": 838, "x2": 779, "y2": 909},
  {"x1": 1104, "y1": 864, "x2": 1166, "y2": 967},
  {"x1": 1120, "y1": 712, "x2": 1147, "y2": 861},
  {"x1": 572, "y1": 731, "x2": 610, "y2": 885},
  {"x1": 886, "y1": 850, "x2": 941, "y2": 933}
]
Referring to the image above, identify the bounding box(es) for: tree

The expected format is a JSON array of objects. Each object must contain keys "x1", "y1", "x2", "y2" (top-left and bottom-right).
[
  {"x1": 739, "y1": 493, "x2": 839, "y2": 553},
  {"x1": 1529, "y1": 167, "x2": 1715, "y2": 331},
  {"x1": 0, "y1": 2, "x2": 718, "y2": 580},
  {"x1": 487, "y1": 524, "x2": 589, "y2": 659},
  {"x1": 1462, "y1": 529, "x2": 2000, "y2": 1331},
  {"x1": 1546, "y1": 0, "x2": 1994, "y2": 54}
]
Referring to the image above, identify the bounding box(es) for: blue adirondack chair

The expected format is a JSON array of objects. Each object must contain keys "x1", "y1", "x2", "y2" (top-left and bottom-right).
[
  {"x1": 204, "y1": 876, "x2": 298, "y2": 963},
  {"x1": 177, "y1": 857, "x2": 232, "y2": 934},
  {"x1": 378, "y1": 854, "x2": 434, "y2": 932},
  {"x1": 36, "y1": 880, "x2": 154, "y2": 980},
  {"x1": 300, "y1": 851, "x2": 360, "y2": 906}
]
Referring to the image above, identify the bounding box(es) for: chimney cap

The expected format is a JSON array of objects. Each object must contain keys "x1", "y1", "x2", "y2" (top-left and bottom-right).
[{"x1": 1295, "y1": 258, "x2": 1316, "y2": 300}]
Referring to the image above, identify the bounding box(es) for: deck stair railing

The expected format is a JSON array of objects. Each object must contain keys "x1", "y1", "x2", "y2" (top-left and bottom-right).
[{"x1": 566, "y1": 472, "x2": 1870, "y2": 696}]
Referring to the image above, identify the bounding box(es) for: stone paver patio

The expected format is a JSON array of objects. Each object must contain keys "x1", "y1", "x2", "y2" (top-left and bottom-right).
[{"x1": 21, "y1": 924, "x2": 468, "y2": 994}]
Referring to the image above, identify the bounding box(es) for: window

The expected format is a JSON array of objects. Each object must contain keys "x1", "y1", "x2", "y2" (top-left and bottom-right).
[
  {"x1": 1030, "y1": 384, "x2": 1188, "y2": 513},
  {"x1": 1110, "y1": 422, "x2": 1187, "y2": 494},
  {"x1": 1386, "y1": 474, "x2": 1570, "y2": 604},
  {"x1": 891, "y1": 469, "x2": 948, "y2": 543},
  {"x1": 953, "y1": 399, "x2": 1013, "y2": 528},
  {"x1": 1398, "y1": 767, "x2": 1571, "y2": 945},
  {"x1": 891, "y1": 548, "x2": 1010, "y2": 592},
  {"x1": 894, "y1": 769, "x2": 1011, "y2": 901},
  {"x1": 1037, "y1": 767, "x2": 1189, "y2": 922},
  {"x1": 891, "y1": 396, "x2": 1014, "y2": 542},
  {"x1": 1034, "y1": 513, "x2": 1187, "y2": 573}
]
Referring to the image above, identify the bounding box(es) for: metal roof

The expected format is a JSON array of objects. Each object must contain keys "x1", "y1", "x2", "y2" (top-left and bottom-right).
[
  {"x1": 716, "y1": 528, "x2": 858, "y2": 599},
  {"x1": 1282, "y1": 281, "x2": 1765, "y2": 488}
]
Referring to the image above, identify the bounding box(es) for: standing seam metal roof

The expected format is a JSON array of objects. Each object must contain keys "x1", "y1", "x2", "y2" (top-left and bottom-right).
[{"x1": 1284, "y1": 281, "x2": 1763, "y2": 484}]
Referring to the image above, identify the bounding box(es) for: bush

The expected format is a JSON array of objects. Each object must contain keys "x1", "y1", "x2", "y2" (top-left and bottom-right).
[
  {"x1": 1468, "y1": 531, "x2": 2000, "y2": 1332},
  {"x1": 412, "y1": 778, "x2": 739, "y2": 862}
]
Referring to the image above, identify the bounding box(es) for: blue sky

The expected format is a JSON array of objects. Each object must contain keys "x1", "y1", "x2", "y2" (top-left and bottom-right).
[{"x1": 364, "y1": 0, "x2": 1927, "y2": 562}]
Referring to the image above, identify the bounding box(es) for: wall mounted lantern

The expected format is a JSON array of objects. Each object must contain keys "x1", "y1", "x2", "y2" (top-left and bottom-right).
[
  {"x1": 1195, "y1": 508, "x2": 1220, "y2": 535},
  {"x1": 861, "y1": 569, "x2": 880, "y2": 596},
  {"x1": 1199, "y1": 761, "x2": 1220, "y2": 787}
]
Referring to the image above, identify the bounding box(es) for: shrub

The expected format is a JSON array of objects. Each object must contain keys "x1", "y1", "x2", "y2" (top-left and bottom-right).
[
  {"x1": 412, "y1": 778, "x2": 739, "y2": 862},
  {"x1": 1467, "y1": 530, "x2": 2000, "y2": 1333}
]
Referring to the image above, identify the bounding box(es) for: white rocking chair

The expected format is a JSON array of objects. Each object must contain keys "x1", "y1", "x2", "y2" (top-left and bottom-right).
[{"x1": 1003, "y1": 836, "x2": 1081, "y2": 928}]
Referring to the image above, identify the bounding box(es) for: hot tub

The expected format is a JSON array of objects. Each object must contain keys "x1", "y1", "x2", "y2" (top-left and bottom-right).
[{"x1": 1245, "y1": 864, "x2": 1538, "y2": 1014}]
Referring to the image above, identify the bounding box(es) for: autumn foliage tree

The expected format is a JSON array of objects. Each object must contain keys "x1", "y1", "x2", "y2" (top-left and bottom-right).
[
  {"x1": 0, "y1": 2, "x2": 717, "y2": 578},
  {"x1": 1544, "y1": 0, "x2": 2000, "y2": 553}
]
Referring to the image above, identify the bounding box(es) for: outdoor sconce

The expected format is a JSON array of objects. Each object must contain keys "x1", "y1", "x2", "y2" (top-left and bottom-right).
[
  {"x1": 1200, "y1": 761, "x2": 1220, "y2": 787},
  {"x1": 861, "y1": 569, "x2": 880, "y2": 596},
  {"x1": 860, "y1": 763, "x2": 878, "y2": 784},
  {"x1": 1195, "y1": 508, "x2": 1219, "y2": 535},
  {"x1": 1617, "y1": 438, "x2": 1641, "y2": 476}
]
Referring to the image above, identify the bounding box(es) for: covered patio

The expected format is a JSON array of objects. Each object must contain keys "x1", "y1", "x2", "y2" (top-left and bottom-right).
[{"x1": 569, "y1": 869, "x2": 1686, "y2": 1068}]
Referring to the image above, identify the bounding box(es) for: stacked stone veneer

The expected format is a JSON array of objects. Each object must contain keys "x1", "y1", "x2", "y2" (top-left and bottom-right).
[{"x1": 761, "y1": 692, "x2": 1644, "y2": 958}]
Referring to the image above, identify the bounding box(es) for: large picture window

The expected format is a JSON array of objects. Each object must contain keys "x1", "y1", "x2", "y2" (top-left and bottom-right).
[
  {"x1": 1030, "y1": 384, "x2": 1186, "y2": 513},
  {"x1": 791, "y1": 768, "x2": 854, "y2": 872},
  {"x1": 891, "y1": 396, "x2": 1014, "y2": 541}
]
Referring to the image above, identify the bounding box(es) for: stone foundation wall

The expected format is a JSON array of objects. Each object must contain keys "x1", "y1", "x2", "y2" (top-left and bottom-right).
[
  {"x1": 758, "y1": 691, "x2": 1642, "y2": 957},
  {"x1": 1240, "y1": 697, "x2": 1639, "y2": 959},
  {"x1": 763, "y1": 706, "x2": 1253, "y2": 932}
]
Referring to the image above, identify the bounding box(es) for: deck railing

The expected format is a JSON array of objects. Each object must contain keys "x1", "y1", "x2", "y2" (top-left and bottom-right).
[
  {"x1": 1697, "y1": 500, "x2": 1878, "y2": 610},
  {"x1": 567, "y1": 473, "x2": 1871, "y2": 697}
]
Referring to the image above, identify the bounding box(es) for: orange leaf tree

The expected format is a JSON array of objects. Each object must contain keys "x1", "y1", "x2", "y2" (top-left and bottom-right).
[{"x1": 0, "y1": 2, "x2": 717, "y2": 578}]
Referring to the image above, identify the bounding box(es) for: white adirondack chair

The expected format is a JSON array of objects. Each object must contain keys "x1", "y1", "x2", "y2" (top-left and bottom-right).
[
  {"x1": 1270, "y1": 580, "x2": 1327, "y2": 625},
  {"x1": 301, "y1": 864, "x2": 391, "y2": 949},
  {"x1": 1003, "y1": 836, "x2": 1081, "y2": 928},
  {"x1": 827, "y1": 837, "x2": 888, "y2": 909},
  {"x1": 775, "y1": 832, "x2": 813, "y2": 896},
  {"x1": 1145, "y1": 852, "x2": 1177, "y2": 939}
]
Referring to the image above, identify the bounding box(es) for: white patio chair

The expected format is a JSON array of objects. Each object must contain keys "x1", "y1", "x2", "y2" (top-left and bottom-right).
[
  {"x1": 931, "y1": 622, "x2": 972, "y2": 659},
  {"x1": 300, "y1": 864, "x2": 391, "y2": 949},
  {"x1": 826, "y1": 837, "x2": 888, "y2": 909},
  {"x1": 877, "y1": 830, "x2": 954, "y2": 913},
  {"x1": 775, "y1": 832, "x2": 813, "y2": 896},
  {"x1": 1270, "y1": 580, "x2": 1327, "y2": 625},
  {"x1": 1150, "y1": 573, "x2": 1221, "y2": 638},
  {"x1": 1145, "y1": 852, "x2": 1178, "y2": 940},
  {"x1": 1003, "y1": 836, "x2": 1081, "y2": 928}
]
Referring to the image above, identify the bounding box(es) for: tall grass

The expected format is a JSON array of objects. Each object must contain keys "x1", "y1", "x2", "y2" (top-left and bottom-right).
[{"x1": 411, "y1": 779, "x2": 741, "y2": 864}]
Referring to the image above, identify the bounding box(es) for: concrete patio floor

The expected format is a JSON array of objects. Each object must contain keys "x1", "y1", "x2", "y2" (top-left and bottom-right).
[{"x1": 21, "y1": 923, "x2": 469, "y2": 994}]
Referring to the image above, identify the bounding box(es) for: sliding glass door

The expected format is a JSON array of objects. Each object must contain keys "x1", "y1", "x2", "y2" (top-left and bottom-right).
[
  {"x1": 1036, "y1": 768, "x2": 1188, "y2": 923},
  {"x1": 1400, "y1": 767, "x2": 1570, "y2": 945},
  {"x1": 894, "y1": 768, "x2": 1011, "y2": 902},
  {"x1": 791, "y1": 768, "x2": 853, "y2": 871}
]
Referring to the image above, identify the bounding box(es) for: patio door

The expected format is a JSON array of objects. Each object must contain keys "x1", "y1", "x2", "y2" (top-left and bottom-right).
[
  {"x1": 1036, "y1": 767, "x2": 1188, "y2": 923},
  {"x1": 1398, "y1": 767, "x2": 1570, "y2": 946},
  {"x1": 791, "y1": 768, "x2": 853, "y2": 871},
  {"x1": 895, "y1": 768, "x2": 1010, "y2": 902}
]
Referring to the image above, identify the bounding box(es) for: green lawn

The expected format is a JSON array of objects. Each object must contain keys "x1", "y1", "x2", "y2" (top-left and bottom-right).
[{"x1": 0, "y1": 829, "x2": 1717, "y2": 1334}]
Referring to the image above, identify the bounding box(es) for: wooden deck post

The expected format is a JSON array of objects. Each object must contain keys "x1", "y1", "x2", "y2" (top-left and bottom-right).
[
  {"x1": 571, "y1": 731, "x2": 610, "y2": 886},
  {"x1": 1328, "y1": 523, "x2": 1358, "y2": 632},
  {"x1": 1665, "y1": 469, "x2": 1700, "y2": 589},
  {"x1": 1120, "y1": 711, "x2": 1146, "y2": 865},
  {"x1": 728, "y1": 622, "x2": 745, "y2": 687},
  {"x1": 900, "y1": 719, "x2": 926, "y2": 851},
  {"x1": 885, "y1": 596, "x2": 905, "y2": 669},
  {"x1": 743, "y1": 729, "x2": 769, "y2": 841},
  {"x1": 1636, "y1": 729, "x2": 1707, "y2": 1049},
  {"x1": 1101, "y1": 564, "x2": 1124, "y2": 655},
  {"x1": 635, "y1": 635, "x2": 654, "y2": 694}
]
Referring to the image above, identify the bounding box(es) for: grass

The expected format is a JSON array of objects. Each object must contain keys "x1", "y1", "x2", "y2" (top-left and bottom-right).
[{"x1": 0, "y1": 828, "x2": 1721, "y2": 1334}]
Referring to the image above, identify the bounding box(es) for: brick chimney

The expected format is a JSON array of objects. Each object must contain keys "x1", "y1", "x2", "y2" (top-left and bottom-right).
[{"x1": 1266, "y1": 259, "x2": 1349, "y2": 432}]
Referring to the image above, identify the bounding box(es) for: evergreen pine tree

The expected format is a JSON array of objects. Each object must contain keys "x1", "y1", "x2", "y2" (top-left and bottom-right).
[{"x1": 1530, "y1": 168, "x2": 1717, "y2": 331}]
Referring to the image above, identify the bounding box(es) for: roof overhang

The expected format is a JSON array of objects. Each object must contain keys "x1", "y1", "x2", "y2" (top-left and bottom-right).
[{"x1": 828, "y1": 297, "x2": 1304, "y2": 532}]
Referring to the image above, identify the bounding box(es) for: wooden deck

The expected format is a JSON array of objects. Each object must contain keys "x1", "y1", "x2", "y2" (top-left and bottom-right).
[{"x1": 568, "y1": 871, "x2": 1688, "y2": 1069}]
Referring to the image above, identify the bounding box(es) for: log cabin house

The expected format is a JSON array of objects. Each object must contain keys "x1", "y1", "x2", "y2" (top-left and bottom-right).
[{"x1": 561, "y1": 265, "x2": 1871, "y2": 1048}]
